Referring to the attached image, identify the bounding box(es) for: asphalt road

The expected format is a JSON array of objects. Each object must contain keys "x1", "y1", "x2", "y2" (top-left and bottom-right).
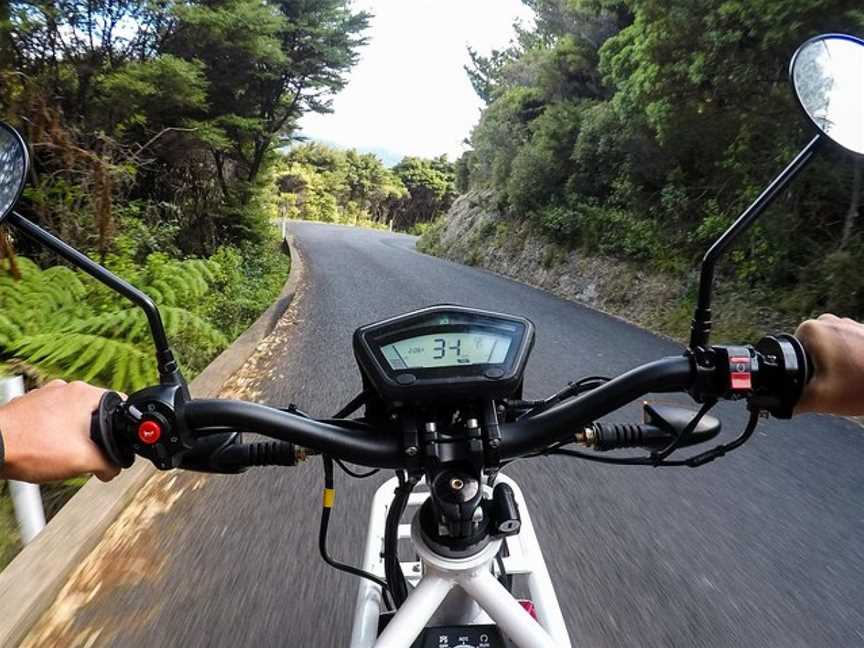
[{"x1": 33, "y1": 222, "x2": 864, "y2": 647}]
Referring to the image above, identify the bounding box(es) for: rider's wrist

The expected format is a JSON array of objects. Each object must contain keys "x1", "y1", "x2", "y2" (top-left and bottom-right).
[{"x1": 0, "y1": 409, "x2": 20, "y2": 479}]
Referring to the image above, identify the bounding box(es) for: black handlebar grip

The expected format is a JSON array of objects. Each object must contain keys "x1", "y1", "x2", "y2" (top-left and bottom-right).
[{"x1": 90, "y1": 391, "x2": 134, "y2": 468}]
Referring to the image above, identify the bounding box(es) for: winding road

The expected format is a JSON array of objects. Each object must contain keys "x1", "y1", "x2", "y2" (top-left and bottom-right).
[{"x1": 27, "y1": 222, "x2": 864, "y2": 647}]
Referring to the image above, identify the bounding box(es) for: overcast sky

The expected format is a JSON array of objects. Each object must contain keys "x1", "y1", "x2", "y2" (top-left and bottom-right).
[{"x1": 298, "y1": 0, "x2": 534, "y2": 162}]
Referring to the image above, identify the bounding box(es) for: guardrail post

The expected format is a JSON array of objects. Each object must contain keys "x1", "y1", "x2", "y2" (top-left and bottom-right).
[{"x1": 1, "y1": 375, "x2": 46, "y2": 544}]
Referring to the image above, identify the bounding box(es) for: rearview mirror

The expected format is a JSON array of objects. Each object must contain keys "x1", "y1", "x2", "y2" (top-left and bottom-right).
[
  {"x1": 791, "y1": 34, "x2": 864, "y2": 156},
  {"x1": 689, "y1": 33, "x2": 863, "y2": 349},
  {"x1": 0, "y1": 122, "x2": 29, "y2": 223}
]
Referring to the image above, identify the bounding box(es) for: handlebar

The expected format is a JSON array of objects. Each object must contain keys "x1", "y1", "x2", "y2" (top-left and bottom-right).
[
  {"x1": 498, "y1": 356, "x2": 694, "y2": 458},
  {"x1": 91, "y1": 335, "x2": 810, "y2": 473},
  {"x1": 184, "y1": 400, "x2": 403, "y2": 468}
]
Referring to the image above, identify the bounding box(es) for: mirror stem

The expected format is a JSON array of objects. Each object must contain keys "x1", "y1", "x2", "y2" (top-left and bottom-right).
[
  {"x1": 6, "y1": 211, "x2": 184, "y2": 386},
  {"x1": 689, "y1": 134, "x2": 823, "y2": 349}
]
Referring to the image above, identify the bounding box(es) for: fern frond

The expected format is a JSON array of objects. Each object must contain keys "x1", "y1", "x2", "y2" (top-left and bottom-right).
[
  {"x1": 12, "y1": 333, "x2": 156, "y2": 391},
  {"x1": 61, "y1": 308, "x2": 150, "y2": 341},
  {"x1": 139, "y1": 256, "x2": 216, "y2": 306},
  {"x1": 0, "y1": 314, "x2": 23, "y2": 347},
  {"x1": 62, "y1": 306, "x2": 227, "y2": 346}
]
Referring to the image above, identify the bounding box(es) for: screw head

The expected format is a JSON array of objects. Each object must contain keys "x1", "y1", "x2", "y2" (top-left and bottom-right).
[
  {"x1": 450, "y1": 478, "x2": 465, "y2": 491},
  {"x1": 405, "y1": 446, "x2": 418, "y2": 456}
]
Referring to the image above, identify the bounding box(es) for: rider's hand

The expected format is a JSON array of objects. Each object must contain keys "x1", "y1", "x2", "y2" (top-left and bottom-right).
[
  {"x1": 0, "y1": 380, "x2": 120, "y2": 483},
  {"x1": 795, "y1": 314, "x2": 864, "y2": 416}
]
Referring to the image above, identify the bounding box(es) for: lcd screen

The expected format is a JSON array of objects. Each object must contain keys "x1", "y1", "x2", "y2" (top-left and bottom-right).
[{"x1": 381, "y1": 332, "x2": 512, "y2": 369}]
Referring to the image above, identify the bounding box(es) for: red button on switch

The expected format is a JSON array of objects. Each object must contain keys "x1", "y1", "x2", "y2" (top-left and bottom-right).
[
  {"x1": 729, "y1": 356, "x2": 752, "y2": 391},
  {"x1": 731, "y1": 372, "x2": 752, "y2": 390},
  {"x1": 138, "y1": 420, "x2": 162, "y2": 444}
]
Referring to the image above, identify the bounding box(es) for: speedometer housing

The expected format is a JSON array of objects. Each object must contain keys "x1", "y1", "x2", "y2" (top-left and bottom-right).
[{"x1": 353, "y1": 305, "x2": 535, "y2": 402}]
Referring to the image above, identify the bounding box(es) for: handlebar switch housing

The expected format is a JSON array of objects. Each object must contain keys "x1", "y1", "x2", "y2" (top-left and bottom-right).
[
  {"x1": 716, "y1": 345, "x2": 757, "y2": 399},
  {"x1": 112, "y1": 383, "x2": 190, "y2": 470},
  {"x1": 689, "y1": 344, "x2": 758, "y2": 402},
  {"x1": 690, "y1": 336, "x2": 810, "y2": 418}
]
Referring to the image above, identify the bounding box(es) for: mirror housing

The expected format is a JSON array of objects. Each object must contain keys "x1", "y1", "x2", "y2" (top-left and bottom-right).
[
  {"x1": 0, "y1": 122, "x2": 29, "y2": 223},
  {"x1": 791, "y1": 34, "x2": 864, "y2": 156}
]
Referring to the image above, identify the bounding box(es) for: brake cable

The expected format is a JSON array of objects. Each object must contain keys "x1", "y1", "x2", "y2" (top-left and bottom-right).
[
  {"x1": 499, "y1": 376, "x2": 612, "y2": 469},
  {"x1": 284, "y1": 393, "x2": 381, "y2": 479},
  {"x1": 314, "y1": 391, "x2": 392, "y2": 609},
  {"x1": 516, "y1": 375, "x2": 610, "y2": 420},
  {"x1": 330, "y1": 392, "x2": 380, "y2": 478},
  {"x1": 384, "y1": 470, "x2": 417, "y2": 608},
  {"x1": 334, "y1": 458, "x2": 379, "y2": 478},
  {"x1": 319, "y1": 455, "x2": 394, "y2": 610}
]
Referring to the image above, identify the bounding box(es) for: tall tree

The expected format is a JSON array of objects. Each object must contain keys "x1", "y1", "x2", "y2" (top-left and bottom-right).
[{"x1": 167, "y1": 0, "x2": 370, "y2": 202}]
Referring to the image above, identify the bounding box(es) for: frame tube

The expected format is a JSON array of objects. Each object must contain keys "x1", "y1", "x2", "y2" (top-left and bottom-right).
[
  {"x1": 374, "y1": 574, "x2": 454, "y2": 648},
  {"x1": 351, "y1": 477, "x2": 392, "y2": 647},
  {"x1": 459, "y1": 570, "x2": 557, "y2": 648},
  {"x1": 504, "y1": 476, "x2": 571, "y2": 643},
  {"x1": 2, "y1": 376, "x2": 45, "y2": 544}
]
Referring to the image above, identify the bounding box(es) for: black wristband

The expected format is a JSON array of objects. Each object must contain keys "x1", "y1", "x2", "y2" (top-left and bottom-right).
[{"x1": 0, "y1": 425, "x2": 5, "y2": 472}]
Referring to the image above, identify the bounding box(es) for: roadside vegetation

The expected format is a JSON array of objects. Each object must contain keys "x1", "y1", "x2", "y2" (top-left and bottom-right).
[
  {"x1": 423, "y1": 0, "x2": 864, "y2": 339},
  {"x1": 268, "y1": 142, "x2": 456, "y2": 232},
  {"x1": 0, "y1": 0, "x2": 369, "y2": 565}
]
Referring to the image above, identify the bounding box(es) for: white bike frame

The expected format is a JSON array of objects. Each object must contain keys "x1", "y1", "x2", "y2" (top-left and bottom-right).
[{"x1": 350, "y1": 474, "x2": 572, "y2": 648}]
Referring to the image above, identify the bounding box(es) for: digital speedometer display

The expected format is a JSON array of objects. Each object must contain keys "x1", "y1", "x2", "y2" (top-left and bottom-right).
[
  {"x1": 381, "y1": 332, "x2": 512, "y2": 370},
  {"x1": 353, "y1": 305, "x2": 535, "y2": 401}
]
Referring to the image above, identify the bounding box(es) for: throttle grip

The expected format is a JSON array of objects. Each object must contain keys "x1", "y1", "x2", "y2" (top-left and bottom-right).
[
  {"x1": 90, "y1": 391, "x2": 134, "y2": 468},
  {"x1": 751, "y1": 333, "x2": 812, "y2": 418}
]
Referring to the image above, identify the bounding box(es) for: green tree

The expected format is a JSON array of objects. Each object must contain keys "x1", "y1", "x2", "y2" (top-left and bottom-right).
[
  {"x1": 458, "y1": 0, "x2": 864, "y2": 318},
  {"x1": 392, "y1": 156, "x2": 456, "y2": 230},
  {"x1": 167, "y1": 0, "x2": 370, "y2": 197}
]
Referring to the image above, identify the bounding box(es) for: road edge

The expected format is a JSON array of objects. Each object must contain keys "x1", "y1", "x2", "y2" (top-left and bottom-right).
[{"x1": 0, "y1": 234, "x2": 304, "y2": 648}]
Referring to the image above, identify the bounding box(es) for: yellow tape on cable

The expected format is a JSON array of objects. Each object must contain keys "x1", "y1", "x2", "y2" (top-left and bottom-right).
[{"x1": 323, "y1": 488, "x2": 335, "y2": 508}]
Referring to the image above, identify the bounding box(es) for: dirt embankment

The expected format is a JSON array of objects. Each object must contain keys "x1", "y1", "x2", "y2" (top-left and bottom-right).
[{"x1": 419, "y1": 190, "x2": 793, "y2": 342}]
